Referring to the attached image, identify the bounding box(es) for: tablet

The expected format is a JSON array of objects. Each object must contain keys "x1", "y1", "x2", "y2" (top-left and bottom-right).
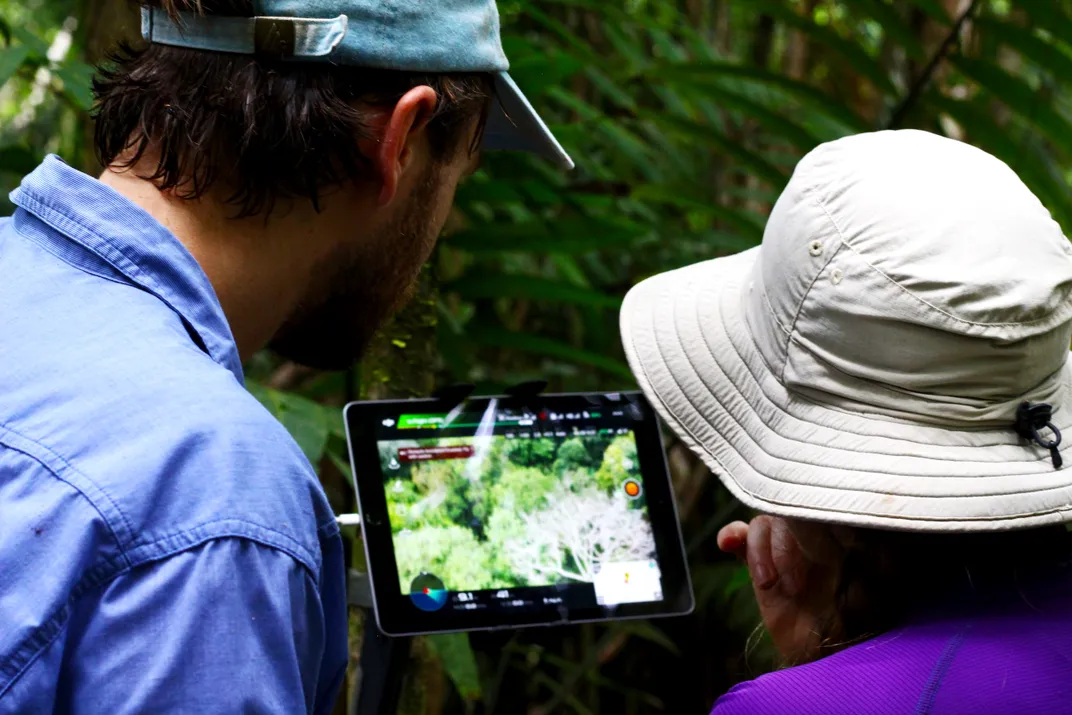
[{"x1": 344, "y1": 391, "x2": 694, "y2": 637}]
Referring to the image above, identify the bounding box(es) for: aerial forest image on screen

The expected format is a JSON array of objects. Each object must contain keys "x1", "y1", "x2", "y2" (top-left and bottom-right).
[{"x1": 380, "y1": 432, "x2": 658, "y2": 593}]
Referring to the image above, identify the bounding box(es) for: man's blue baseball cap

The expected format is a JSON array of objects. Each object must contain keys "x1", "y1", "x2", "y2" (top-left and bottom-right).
[{"x1": 139, "y1": 1, "x2": 575, "y2": 171}]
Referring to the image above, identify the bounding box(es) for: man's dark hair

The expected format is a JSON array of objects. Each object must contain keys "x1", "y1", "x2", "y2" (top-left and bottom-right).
[{"x1": 93, "y1": 0, "x2": 494, "y2": 217}]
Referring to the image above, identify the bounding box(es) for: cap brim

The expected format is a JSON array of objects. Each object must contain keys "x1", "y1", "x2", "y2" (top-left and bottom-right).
[{"x1": 482, "y1": 72, "x2": 574, "y2": 171}]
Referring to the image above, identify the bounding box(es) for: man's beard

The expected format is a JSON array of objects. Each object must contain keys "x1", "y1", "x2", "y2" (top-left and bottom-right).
[{"x1": 267, "y1": 170, "x2": 445, "y2": 371}]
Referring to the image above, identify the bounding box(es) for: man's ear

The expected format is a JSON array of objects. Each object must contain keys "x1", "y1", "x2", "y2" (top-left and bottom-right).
[{"x1": 374, "y1": 86, "x2": 438, "y2": 207}]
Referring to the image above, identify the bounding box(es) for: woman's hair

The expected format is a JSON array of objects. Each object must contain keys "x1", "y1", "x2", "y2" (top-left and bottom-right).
[
  {"x1": 92, "y1": 0, "x2": 494, "y2": 218},
  {"x1": 801, "y1": 524, "x2": 1072, "y2": 665}
]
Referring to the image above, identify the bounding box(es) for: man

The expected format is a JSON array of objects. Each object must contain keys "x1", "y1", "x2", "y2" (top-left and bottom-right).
[{"x1": 0, "y1": 1, "x2": 571, "y2": 712}]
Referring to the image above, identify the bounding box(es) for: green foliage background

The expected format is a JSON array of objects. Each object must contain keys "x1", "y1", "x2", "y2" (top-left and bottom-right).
[{"x1": 4, "y1": 0, "x2": 1072, "y2": 712}]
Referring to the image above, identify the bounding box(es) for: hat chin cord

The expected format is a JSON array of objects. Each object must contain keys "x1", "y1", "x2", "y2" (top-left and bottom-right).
[{"x1": 1015, "y1": 401, "x2": 1063, "y2": 470}]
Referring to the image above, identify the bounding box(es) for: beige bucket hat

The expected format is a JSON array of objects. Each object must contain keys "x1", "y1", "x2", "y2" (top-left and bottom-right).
[{"x1": 621, "y1": 129, "x2": 1072, "y2": 532}]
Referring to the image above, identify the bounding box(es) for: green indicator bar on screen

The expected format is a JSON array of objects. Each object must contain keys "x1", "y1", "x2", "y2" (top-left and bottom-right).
[{"x1": 398, "y1": 414, "x2": 447, "y2": 429}]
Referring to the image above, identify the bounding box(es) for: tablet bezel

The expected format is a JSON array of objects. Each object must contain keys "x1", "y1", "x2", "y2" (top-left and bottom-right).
[{"x1": 344, "y1": 391, "x2": 695, "y2": 637}]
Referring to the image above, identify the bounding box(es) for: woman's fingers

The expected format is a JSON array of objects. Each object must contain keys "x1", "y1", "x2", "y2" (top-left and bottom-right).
[
  {"x1": 719, "y1": 516, "x2": 814, "y2": 595},
  {"x1": 718, "y1": 515, "x2": 830, "y2": 662},
  {"x1": 717, "y1": 521, "x2": 749, "y2": 557},
  {"x1": 746, "y1": 515, "x2": 778, "y2": 589}
]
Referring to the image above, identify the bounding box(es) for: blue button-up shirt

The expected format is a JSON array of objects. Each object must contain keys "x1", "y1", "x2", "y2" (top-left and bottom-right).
[{"x1": 0, "y1": 157, "x2": 348, "y2": 713}]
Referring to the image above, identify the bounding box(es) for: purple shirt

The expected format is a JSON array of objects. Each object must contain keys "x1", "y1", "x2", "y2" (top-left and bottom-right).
[{"x1": 712, "y1": 572, "x2": 1072, "y2": 715}]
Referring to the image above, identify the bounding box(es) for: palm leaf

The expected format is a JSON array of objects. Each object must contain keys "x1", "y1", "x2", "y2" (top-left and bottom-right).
[
  {"x1": 951, "y1": 56, "x2": 1072, "y2": 160},
  {"x1": 974, "y1": 16, "x2": 1072, "y2": 82},
  {"x1": 639, "y1": 112, "x2": 790, "y2": 187},
  {"x1": 1015, "y1": 0, "x2": 1072, "y2": 45},
  {"x1": 447, "y1": 271, "x2": 622, "y2": 309},
  {"x1": 653, "y1": 62, "x2": 869, "y2": 131},
  {"x1": 685, "y1": 83, "x2": 823, "y2": 151},
  {"x1": 0, "y1": 43, "x2": 30, "y2": 89},
  {"x1": 466, "y1": 323, "x2": 634, "y2": 380},
  {"x1": 247, "y1": 382, "x2": 331, "y2": 464},
  {"x1": 630, "y1": 183, "x2": 765, "y2": 240},
  {"x1": 926, "y1": 93, "x2": 1072, "y2": 230},
  {"x1": 448, "y1": 216, "x2": 649, "y2": 254}
]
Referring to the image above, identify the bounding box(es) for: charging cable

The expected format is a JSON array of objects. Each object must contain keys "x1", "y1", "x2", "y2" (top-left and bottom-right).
[{"x1": 336, "y1": 513, "x2": 361, "y2": 526}]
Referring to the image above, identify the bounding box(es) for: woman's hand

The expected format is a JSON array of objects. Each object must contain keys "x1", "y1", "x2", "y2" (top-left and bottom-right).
[{"x1": 718, "y1": 516, "x2": 841, "y2": 662}]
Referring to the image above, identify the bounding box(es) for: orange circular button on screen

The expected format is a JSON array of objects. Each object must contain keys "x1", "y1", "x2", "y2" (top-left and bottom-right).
[{"x1": 623, "y1": 480, "x2": 642, "y2": 498}]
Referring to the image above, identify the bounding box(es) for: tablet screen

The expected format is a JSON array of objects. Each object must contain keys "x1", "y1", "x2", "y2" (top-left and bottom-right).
[{"x1": 346, "y1": 392, "x2": 693, "y2": 636}]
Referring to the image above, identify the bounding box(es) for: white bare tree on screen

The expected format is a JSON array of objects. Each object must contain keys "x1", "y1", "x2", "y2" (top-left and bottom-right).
[{"x1": 504, "y1": 482, "x2": 656, "y2": 584}]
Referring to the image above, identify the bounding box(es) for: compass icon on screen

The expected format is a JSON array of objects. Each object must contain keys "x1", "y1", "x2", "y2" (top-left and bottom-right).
[{"x1": 409, "y1": 573, "x2": 448, "y2": 612}]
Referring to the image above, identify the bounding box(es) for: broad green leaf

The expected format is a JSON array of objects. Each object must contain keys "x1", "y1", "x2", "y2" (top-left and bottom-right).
[
  {"x1": 447, "y1": 271, "x2": 621, "y2": 309},
  {"x1": 653, "y1": 62, "x2": 868, "y2": 131},
  {"x1": 466, "y1": 323, "x2": 634, "y2": 379},
  {"x1": 427, "y1": 634, "x2": 482, "y2": 701},
  {"x1": 278, "y1": 399, "x2": 331, "y2": 465},
  {"x1": 246, "y1": 381, "x2": 275, "y2": 414},
  {"x1": 0, "y1": 44, "x2": 30, "y2": 89},
  {"x1": 247, "y1": 383, "x2": 331, "y2": 464},
  {"x1": 54, "y1": 60, "x2": 95, "y2": 111},
  {"x1": 639, "y1": 112, "x2": 790, "y2": 187},
  {"x1": 10, "y1": 27, "x2": 49, "y2": 58},
  {"x1": 447, "y1": 216, "x2": 648, "y2": 254}
]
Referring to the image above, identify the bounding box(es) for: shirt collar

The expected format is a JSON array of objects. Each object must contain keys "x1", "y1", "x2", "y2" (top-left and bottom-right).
[{"x1": 10, "y1": 155, "x2": 244, "y2": 383}]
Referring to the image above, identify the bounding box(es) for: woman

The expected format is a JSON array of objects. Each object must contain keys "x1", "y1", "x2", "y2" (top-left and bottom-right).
[{"x1": 620, "y1": 129, "x2": 1072, "y2": 714}]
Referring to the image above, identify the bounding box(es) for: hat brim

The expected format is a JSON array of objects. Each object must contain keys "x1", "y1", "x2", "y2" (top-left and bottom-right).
[
  {"x1": 482, "y1": 72, "x2": 574, "y2": 171},
  {"x1": 620, "y1": 247, "x2": 1072, "y2": 532}
]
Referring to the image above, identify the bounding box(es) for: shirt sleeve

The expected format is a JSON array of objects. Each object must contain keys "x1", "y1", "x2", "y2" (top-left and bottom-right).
[{"x1": 57, "y1": 538, "x2": 342, "y2": 714}]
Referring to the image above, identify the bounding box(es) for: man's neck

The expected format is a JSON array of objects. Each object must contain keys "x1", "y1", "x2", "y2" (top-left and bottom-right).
[{"x1": 98, "y1": 166, "x2": 324, "y2": 363}]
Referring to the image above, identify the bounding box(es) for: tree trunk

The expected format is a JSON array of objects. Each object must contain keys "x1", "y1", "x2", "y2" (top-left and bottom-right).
[
  {"x1": 352, "y1": 270, "x2": 446, "y2": 715},
  {"x1": 360, "y1": 269, "x2": 440, "y2": 402}
]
